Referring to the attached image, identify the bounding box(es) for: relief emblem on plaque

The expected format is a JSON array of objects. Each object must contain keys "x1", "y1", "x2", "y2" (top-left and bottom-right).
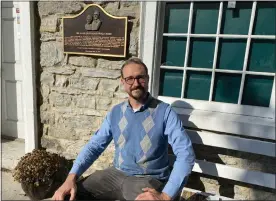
[
  {"x1": 85, "y1": 10, "x2": 102, "y2": 31},
  {"x1": 62, "y1": 4, "x2": 128, "y2": 57}
]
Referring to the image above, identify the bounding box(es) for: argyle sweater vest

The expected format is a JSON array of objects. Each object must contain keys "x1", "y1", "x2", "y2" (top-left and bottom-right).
[{"x1": 110, "y1": 98, "x2": 171, "y2": 180}]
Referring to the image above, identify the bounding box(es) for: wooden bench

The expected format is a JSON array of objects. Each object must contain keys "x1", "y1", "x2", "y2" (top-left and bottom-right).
[{"x1": 168, "y1": 104, "x2": 275, "y2": 200}]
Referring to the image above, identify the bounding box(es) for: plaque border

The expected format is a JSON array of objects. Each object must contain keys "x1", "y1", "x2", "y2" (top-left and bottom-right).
[{"x1": 62, "y1": 4, "x2": 128, "y2": 58}]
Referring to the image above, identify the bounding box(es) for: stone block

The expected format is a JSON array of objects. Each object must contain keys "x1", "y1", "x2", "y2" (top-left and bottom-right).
[
  {"x1": 38, "y1": 1, "x2": 84, "y2": 16},
  {"x1": 48, "y1": 125, "x2": 78, "y2": 140},
  {"x1": 75, "y1": 96, "x2": 96, "y2": 109},
  {"x1": 61, "y1": 115, "x2": 101, "y2": 130},
  {"x1": 82, "y1": 68, "x2": 121, "y2": 79},
  {"x1": 49, "y1": 92, "x2": 72, "y2": 107},
  {"x1": 41, "y1": 136, "x2": 64, "y2": 153},
  {"x1": 82, "y1": 77, "x2": 100, "y2": 90},
  {"x1": 85, "y1": 90, "x2": 114, "y2": 98},
  {"x1": 40, "y1": 15, "x2": 58, "y2": 33},
  {"x1": 249, "y1": 189, "x2": 276, "y2": 200},
  {"x1": 43, "y1": 125, "x2": 49, "y2": 136},
  {"x1": 40, "y1": 42, "x2": 64, "y2": 67},
  {"x1": 98, "y1": 79, "x2": 119, "y2": 92},
  {"x1": 129, "y1": 28, "x2": 139, "y2": 55},
  {"x1": 80, "y1": 109, "x2": 103, "y2": 117},
  {"x1": 69, "y1": 56, "x2": 97, "y2": 67},
  {"x1": 234, "y1": 185, "x2": 250, "y2": 199},
  {"x1": 40, "y1": 71, "x2": 55, "y2": 86},
  {"x1": 51, "y1": 86, "x2": 82, "y2": 95},
  {"x1": 69, "y1": 75, "x2": 99, "y2": 91},
  {"x1": 96, "y1": 98, "x2": 112, "y2": 110},
  {"x1": 41, "y1": 84, "x2": 50, "y2": 101},
  {"x1": 97, "y1": 59, "x2": 124, "y2": 70},
  {"x1": 121, "y1": 1, "x2": 140, "y2": 7},
  {"x1": 40, "y1": 111, "x2": 55, "y2": 125},
  {"x1": 55, "y1": 75, "x2": 69, "y2": 87},
  {"x1": 47, "y1": 66, "x2": 75, "y2": 75},
  {"x1": 117, "y1": 5, "x2": 140, "y2": 18},
  {"x1": 54, "y1": 107, "x2": 74, "y2": 114},
  {"x1": 41, "y1": 32, "x2": 62, "y2": 42},
  {"x1": 40, "y1": 103, "x2": 49, "y2": 112},
  {"x1": 103, "y1": 2, "x2": 120, "y2": 16},
  {"x1": 63, "y1": 139, "x2": 88, "y2": 160}
]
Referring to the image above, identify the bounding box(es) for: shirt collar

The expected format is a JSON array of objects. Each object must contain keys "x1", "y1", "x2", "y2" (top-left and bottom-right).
[{"x1": 125, "y1": 92, "x2": 153, "y2": 112}]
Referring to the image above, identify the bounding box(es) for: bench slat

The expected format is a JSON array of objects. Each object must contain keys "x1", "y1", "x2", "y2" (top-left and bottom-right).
[
  {"x1": 179, "y1": 113, "x2": 275, "y2": 140},
  {"x1": 169, "y1": 155, "x2": 276, "y2": 189},
  {"x1": 186, "y1": 129, "x2": 276, "y2": 157}
]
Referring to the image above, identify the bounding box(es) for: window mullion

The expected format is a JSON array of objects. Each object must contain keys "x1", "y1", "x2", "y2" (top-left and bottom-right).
[
  {"x1": 209, "y1": 1, "x2": 223, "y2": 101},
  {"x1": 163, "y1": 33, "x2": 275, "y2": 39},
  {"x1": 269, "y1": 76, "x2": 275, "y2": 109},
  {"x1": 238, "y1": 1, "x2": 257, "y2": 105},
  {"x1": 181, "y1": 2, "x2": 194, "y2": 98}
]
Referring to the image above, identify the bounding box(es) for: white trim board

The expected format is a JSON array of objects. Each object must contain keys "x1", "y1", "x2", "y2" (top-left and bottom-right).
[
  {"x1": 19, "y1": 2, "x2": 37, "y2": 153},
  {"x1": 139, "y1": 1, "x2": 159, "y2": 93},
  {"x1": 186, "y1": 129, "x2": 276, "y2": 157}
]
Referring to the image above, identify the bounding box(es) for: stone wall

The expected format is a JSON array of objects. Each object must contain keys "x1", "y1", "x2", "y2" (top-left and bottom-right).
[{"x1": 37, "y1": 1, "x2": 140, "y2": 174}]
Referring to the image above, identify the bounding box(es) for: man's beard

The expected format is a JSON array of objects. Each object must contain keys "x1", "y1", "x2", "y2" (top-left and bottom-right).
[{"x1": 128, "y1": 87, "x2": 146, "y2": 100}]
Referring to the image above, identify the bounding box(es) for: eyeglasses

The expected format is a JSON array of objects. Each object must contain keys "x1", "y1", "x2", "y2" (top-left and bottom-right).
[{"x1": 123, "y1": 75, "x2": 148, "y2": 85}]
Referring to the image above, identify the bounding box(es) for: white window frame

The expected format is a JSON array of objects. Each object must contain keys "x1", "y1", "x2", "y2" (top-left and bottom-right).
[{"x1": 140, "y1": 1, "x2": 275, "y2": 121}]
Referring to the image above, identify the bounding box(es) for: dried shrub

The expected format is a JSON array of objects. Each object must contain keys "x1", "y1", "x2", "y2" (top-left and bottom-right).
[{"x1": 12, "y1": 149, "x2": 72, "y2": 200}]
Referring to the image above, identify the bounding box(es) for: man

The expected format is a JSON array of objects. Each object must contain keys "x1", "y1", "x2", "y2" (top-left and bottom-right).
[
  {"x1": 85, "y1": 14, "x2": 93, "y2": 31},
  {"x1": 91, "y1": 10, "x2": 101, "y2": 31},
  {"x1": 52, "y1": 58, "x2": 195, "y2": 201}
]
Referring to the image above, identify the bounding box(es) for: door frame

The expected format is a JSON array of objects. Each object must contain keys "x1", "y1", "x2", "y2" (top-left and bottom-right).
[
  {"x1": 0, "y1": 1, "x2": 38, "y2": 153},
  {"x1": 21, "y1": 1, "x2": 38, "y2": 153}
]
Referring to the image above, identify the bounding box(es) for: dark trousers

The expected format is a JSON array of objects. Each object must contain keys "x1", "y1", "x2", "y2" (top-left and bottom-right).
[{"x1": 75, "y1": 167, "x2": 165, "y2": 200}]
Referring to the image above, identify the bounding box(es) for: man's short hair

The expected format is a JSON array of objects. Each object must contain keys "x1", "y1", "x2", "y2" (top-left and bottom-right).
[{"x1": 121, "y1": 58, "x2": 148, "y2": 78}]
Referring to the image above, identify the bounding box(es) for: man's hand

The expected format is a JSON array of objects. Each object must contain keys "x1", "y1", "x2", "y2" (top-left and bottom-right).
[
  {"x1": 135, "y1": 187, "x2": 171, "y2": 200},
  {"x1": 52, "y1": 174, "x2": 77, "y2": 201}
]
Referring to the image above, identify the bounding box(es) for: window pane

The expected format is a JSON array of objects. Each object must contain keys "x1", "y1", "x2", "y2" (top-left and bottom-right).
[
  {"x1": 213, "y1": 73, "x2": 242, "y2": 103},
  {"x1": 184, "y1": 71, "x2": 211, "y2": 100},
  {"x1": 189, "y1": 38, "x2": 215, "y2": 68},
  {"x1": 161, "y1": 37, "x2": 186, "y2": 66},
  {"x1": 164, "y1": 3, "x2": 190, "y2": 33},
  {"x1": 159, "y1": 69, "x2": 183, "y2": 98},
  {"x1": 253, "y1": 2, "x2": 276, "y2": 35},
  {"x1": 221, "y1": 2, "x2": 252, "y2": 35},
  {"x1": 217, "y1": 39, "x2": 246, "y2": 70},
  {"x1": 248, "y1": 40, "x2": 276, "y2": 73},
  {"x1": 242, "y1": 75, "x2": 273, "y2": 107},
  {"x1": 192, "y1": 2, "x2": 220, "y2": 34}
]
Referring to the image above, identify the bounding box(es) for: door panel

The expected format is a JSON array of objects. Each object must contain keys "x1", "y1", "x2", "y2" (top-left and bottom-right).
[{"x1": 1, "y1": 2, "x2": 25, "y2": 139}]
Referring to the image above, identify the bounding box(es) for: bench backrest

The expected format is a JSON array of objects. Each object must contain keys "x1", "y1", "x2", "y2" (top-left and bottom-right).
[{"x1": 169, "y1": 106, "x2": 276, "y2": 189}]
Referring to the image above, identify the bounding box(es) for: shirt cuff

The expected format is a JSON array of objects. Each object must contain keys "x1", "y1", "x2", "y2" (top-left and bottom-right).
[
  {"x1": 69, "y1": 164, "x2": 86, "y2": 177},
  {"x1": 162, "y1": 181, "x2": 179, "y2": 199}
]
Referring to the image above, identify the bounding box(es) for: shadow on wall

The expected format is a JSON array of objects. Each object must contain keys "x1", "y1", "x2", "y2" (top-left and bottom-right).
[{"x1": 33, "y1": 1, "x2": 43, "y2": 148}]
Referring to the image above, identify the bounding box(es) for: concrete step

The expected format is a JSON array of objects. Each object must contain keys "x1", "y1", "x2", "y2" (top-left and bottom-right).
[{"x1": 1, "y1": 138, "x2": 25, "y2": 171}]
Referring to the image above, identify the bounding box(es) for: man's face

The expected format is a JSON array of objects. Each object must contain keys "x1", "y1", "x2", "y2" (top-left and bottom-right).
[
  {"x1": 121, "y1": 63, "x2": 149, "y2": 100},
  {"x1": 86, "y1": 15, "x2": 92, "y2": 23},
  {"x1": 94, "y1": 13, "x2": 99, "y2": 20}
]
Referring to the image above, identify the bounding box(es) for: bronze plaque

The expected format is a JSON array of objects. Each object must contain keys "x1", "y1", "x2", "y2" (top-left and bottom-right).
[{"x1": 63, "y1": 4, "x2": 127, "y2": 57}]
